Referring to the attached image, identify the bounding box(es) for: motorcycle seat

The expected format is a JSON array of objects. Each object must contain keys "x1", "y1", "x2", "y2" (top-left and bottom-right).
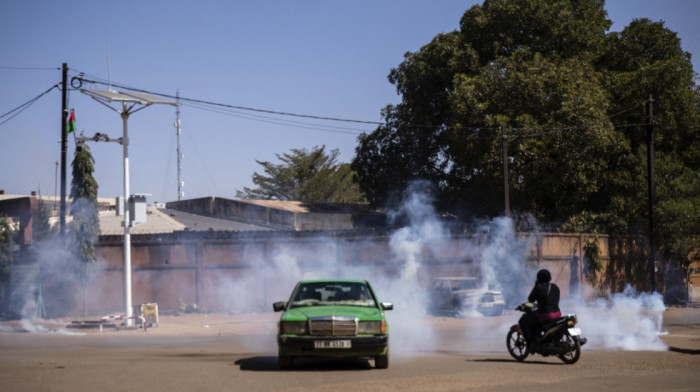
[{"x1": 542, "y1": 316, "x2": 568, "y2": 331}]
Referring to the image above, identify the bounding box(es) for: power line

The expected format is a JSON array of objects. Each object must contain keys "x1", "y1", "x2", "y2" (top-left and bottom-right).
[
  {"x1": 69, "y1": 74, "x2": 384, "y2": 126},
  {"x1": 67, "y1": 72, "x2": 651, "y2": 137},
  {"x1": 0, "y1": 84, "x2": 59, "y2": 126},
  {"x1": 181, "y1": 101, "x2": 369, "y2": 135},
  {"x1": 608, "y1": 103, "x2": 644, "y2": 119},
  {"x1": 0, "y1": 66, "x2": 60, "y2": 71}
]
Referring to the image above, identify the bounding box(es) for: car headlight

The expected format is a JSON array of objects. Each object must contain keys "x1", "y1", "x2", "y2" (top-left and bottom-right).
[
  {"x1": 358, "y1": 321, "x2": 386, "y2": 334},
  {"x1": 280, "y1": 321, "x2": 307, "y2": 335}
]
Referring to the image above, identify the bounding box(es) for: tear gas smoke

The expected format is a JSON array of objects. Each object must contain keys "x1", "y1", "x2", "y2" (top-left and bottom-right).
[
  {"x1": 380, "y1": 181, "x2": 448, "y2": 356},
  {"x1": 571, "y1": 286, "x2": 667, "y2": 351},
  {"x1": 6, "y1": 232, "x2": 104, "y2": 334},
  {"x1": 177, "y1": 180, "x2": 671, "y2": 354},
  {"x1": 453, "y1": 216, "x2": 537, "y2": 346},
  {"x1": 471, "y1": 216, "x2": 536, "y2": 306},
  {"x1": 7, "y1": 182, "x2": 669, "y2": 353}
]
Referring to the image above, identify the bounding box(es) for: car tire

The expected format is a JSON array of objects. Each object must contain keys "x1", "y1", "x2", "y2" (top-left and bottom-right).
[
  {"x1": 452, "y1": 300, "x2": 464, "y2": 318},
  {"x1": 278, "y1": 355, "x2": 293, "y2": 370},
  {"x1": 375, "y1": 347, "x2": 389, "y2": 369},
  {"x1": 481, "y1": 308, "x2": 503, "y2": 317}
]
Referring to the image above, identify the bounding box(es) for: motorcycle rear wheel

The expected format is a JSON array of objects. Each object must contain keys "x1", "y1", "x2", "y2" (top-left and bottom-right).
[
  {"x1": 506, "y1": 329, "x2": 529, "y2": 361},
  {"x1": 558, "y1": 333, "x2": 581, "y2": 364}
]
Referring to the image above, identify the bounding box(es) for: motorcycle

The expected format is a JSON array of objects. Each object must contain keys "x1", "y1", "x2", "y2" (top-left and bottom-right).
[{"x1": 506, "y1": 302, "x2": 587, "y2": 364}]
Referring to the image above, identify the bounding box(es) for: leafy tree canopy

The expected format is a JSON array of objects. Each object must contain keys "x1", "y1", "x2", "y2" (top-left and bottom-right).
[
  {"x1": 70, "y1": 144, "x2": 98, "y2": 202},
  {"x1": 0, "y1": 215, "x2": 13, "y2": 280},
  {"x1": 70, "y1": 144, "x2": 100, "y2": 273},
  {"x1": 352, "y1": 0, "x2": 699, "y2": 270},
  {"x1": 33, "y1": 198, "x2": 54, "y2": 242},
  {"x1": 237, "y1": 145, "x2": 365, "y2": 204}
]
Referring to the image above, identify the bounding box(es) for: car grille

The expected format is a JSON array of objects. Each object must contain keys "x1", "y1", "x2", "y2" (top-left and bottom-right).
[
  {"x1": 481, "y1": 293, "x2": 494, "y2": 302},
  {"x1": 308, "y1": 317, "x2": 358, "y2": 336}
]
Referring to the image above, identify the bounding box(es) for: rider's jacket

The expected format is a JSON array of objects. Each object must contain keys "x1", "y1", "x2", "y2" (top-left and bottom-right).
[{"x1": 528, "y1": 282, "x2": 560, "y2": 314}]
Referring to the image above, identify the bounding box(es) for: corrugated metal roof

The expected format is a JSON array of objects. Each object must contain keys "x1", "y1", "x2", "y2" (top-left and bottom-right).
[
  {"x1": 99, "y1": 206, "x2": 275, "y2": 235},
  {"x1": 241, "y1": 200, "x2": 310, "y2": 212},
  {"x1": 157, "y1": 208, "x2": 276, "y2": 232},
  {"x1": 0, "y1": 194, "x2": 115, "y2": 206},
  {"x1": 99, "y1": 207, "x2": 185, "y2": 235}
]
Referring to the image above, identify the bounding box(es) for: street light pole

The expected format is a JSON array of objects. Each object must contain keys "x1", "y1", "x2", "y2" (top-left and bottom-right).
[
  {"x1": 79, "y1": 88, "x2": 175, "y2": 326},
  {"x1": 121, "y1": 104, "x2": 132, "y2": 323}
]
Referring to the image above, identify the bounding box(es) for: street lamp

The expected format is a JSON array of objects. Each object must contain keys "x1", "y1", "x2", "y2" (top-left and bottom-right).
[{"x1": 80, "y1": 88, "x2": 176, "y2": 325}]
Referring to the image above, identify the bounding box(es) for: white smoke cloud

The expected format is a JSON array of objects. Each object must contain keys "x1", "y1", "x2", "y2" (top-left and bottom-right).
[
  {"x1": 368, "y1": 181, "x2": 669, "y2": 354},
  {"x1": 7, "y1": 182, "x2": 670, "y2": 354},
  {"x1": 6, "y1": 230, "x2": 107, "y2": 334},
  {"x1": 471, "y1": 216, "x2": 535, "y2": 305},
  {"x1": 18, "y1": 318, "x2": 83, "y2": 335},
  {"x1": 572, "y1": 286, "x2": 667, "y2": 351},
  {"x1": 380, "y1": 181, "x2": 446, "y2": 357}
]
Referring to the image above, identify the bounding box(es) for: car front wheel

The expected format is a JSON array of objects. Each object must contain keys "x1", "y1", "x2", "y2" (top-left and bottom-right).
[
  {"x1": 375, "y1": 346, "x2": 389, "y2": 369},
  {"x1": 278, "y1": 355, "x2": 293, "y2": 370}
]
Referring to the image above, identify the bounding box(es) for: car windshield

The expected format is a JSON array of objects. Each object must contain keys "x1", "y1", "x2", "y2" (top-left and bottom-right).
[
  {"x1": 289, "y1": 282, "x2": 376, "y2": 308},
  {"x1": 433, "y1": 279, "x2": 478, "y2": 290},
  {"x1": 455, "y1": 279, "x2": 478, "y2": 290}
]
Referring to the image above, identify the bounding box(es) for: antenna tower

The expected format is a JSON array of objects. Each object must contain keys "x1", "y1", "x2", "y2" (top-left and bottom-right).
[
  {"x1": 175, "y1": 91, "x2": 184, "y2": 200},
  {"x1": 106, "y1": 33, "x2": 112, "y2": 91}
]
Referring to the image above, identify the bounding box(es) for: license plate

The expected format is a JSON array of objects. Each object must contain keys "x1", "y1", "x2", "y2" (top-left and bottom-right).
[
  {"x1": 568, "y1": 327, "x2": 581, "y2": 336},
  {"x1": 314, "y1": 340, "x2": 351, "y2": 349},
  {"x1": 480, "y1": 303, "x2": 494, "y2": 307}
]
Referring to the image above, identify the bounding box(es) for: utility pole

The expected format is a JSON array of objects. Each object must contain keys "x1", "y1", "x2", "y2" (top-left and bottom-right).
[
  {"x1": 646, "y1": 95, "x2": 656, "y2": 291},
  {"x1": 175, "y1": 91, "x2": 184, "y2": 200},
  {"x1": 502, "y1": 125, "x2": 510, "y2": 217},
  {"x1": 54, "y1": 161, "x2": 59, "y2": 212},
  {"x1": 59, "y1": 63, "x2": 68, "y2": 236}
]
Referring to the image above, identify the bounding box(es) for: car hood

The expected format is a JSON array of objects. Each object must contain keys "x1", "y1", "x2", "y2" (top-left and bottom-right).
[
  {"x1": 453, "y1": 289, "x2": 503, "y2": 297},
  {"x1": 282, "y1": 305, "x2": 384, "y2": 321}
]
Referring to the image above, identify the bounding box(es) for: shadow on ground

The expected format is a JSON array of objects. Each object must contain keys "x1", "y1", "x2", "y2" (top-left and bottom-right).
[
  {"x1": 471, "y1": 358, "x2": 566, "y2": 365},
  {"x1": 235, "y1": 356, "x2": 373, "y2": 371},
  {"x1": 667, "y1": 346, "x2": 700, "y2": 355}
]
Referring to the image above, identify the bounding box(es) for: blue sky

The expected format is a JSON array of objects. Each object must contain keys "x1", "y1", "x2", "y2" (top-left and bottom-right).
[{"x1": 1, "y1": 0, "x2": 698, "y2": 203}]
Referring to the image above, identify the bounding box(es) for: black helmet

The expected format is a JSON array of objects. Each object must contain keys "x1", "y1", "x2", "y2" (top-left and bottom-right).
[{"x1": 536, "y1": 269, "x2": 551, "y2": 283}]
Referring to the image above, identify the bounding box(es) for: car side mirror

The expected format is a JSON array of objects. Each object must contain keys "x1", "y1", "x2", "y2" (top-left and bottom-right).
[
  {"x1": 273, "y1": 301, "x2": 286, "y2": 312},
  {"x1": 381, "y1": 302, "x2": 393, "y2": 311}
]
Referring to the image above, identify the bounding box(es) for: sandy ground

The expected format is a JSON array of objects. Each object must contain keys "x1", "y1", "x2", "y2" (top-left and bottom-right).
[
  {"x1": 2, "y1": 306, "x2": 698, "y2": 348},
  {"x1": 0, "y1": 307, "x2": 698, "y2": 392}
]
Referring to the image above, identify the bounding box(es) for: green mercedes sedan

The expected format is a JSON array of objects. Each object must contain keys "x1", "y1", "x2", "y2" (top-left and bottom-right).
[{"x1": 273, "y1": 279, "x2": 393, "y2": 369}]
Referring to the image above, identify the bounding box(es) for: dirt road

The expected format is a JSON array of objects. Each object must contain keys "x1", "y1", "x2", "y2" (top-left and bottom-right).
[{"x1": 1, "y1": 308, "x2": 698, "y2": 392}]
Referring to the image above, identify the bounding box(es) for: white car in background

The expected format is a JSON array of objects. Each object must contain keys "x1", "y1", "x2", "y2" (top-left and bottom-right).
[{"x1": 427, "y1": 277, "x2": 505, "y2": 317}]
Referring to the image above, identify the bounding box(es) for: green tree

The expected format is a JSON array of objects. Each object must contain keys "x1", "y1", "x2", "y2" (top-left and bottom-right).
[
  {"x1": 354, "y1": 0, "x2": 616, "y2": 219},
  {"x1": 33, "y1": 198, "x2": 54, "y2": 242},
  {"x1": 352, "y1": 0, "x2": 699, "y2": 283},
  {"x1": 594, "y1": 18, "x2": 700, "y2": 275},
  {"x1": 70, "y1": 144, "x2": 101, "y2": 314},
  {"x1": 0, "y1": 215, "x2": 13, "y2": 280},
  {"x1": 0, "y1": 215, "x2": 13, "y2": 313},
  {"x1": 237, "y1": 145, "x2": 365, "y2": 204}
]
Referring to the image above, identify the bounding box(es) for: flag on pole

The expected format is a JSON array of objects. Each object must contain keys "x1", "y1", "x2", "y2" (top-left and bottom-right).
[
  {"x1": 66, "y1": 109, "x2": 76, "y2": 135},
  {"x1": 59, "y1": 109, "x2": 75, "y2": 143}
]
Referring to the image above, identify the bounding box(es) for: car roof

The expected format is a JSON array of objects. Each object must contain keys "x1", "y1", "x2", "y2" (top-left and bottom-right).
[{"x1": 297, "y1": 279, "x2": 368, "y2": 284}]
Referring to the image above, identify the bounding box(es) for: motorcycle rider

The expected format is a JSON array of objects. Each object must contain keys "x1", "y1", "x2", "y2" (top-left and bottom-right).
[{"x1": 519, "y1": 269, "x2": 561, "y2": 352}]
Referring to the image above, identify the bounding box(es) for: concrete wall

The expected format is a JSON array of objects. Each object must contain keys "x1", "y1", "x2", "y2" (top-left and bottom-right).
[{"x1": 40, "y1": 231, "x2": 637, "y2": 317}]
